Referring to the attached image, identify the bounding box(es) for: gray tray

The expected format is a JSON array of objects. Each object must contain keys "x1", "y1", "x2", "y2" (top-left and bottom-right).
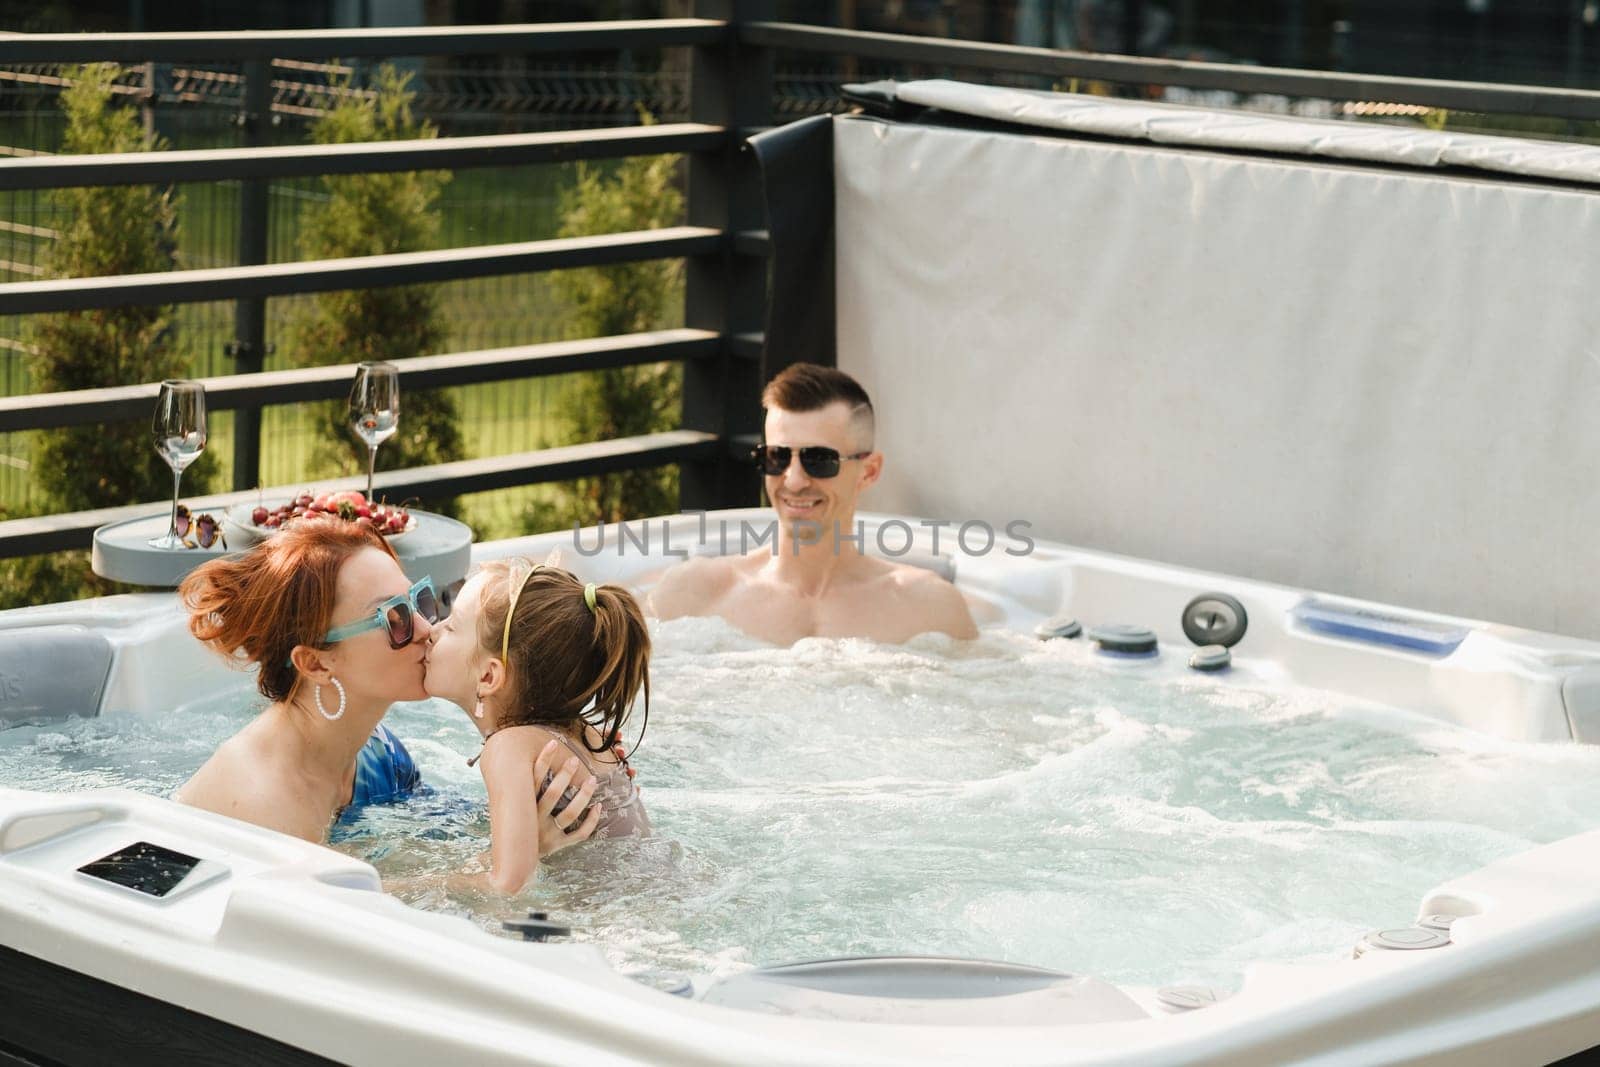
[{"x1": 92, "y1": 510, "x2": 473, "y2": 590}]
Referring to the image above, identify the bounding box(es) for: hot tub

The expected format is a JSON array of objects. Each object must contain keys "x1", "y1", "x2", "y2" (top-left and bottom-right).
[{"x1": 3, "y1": 509, "x2": 1599, "y2": 1065}]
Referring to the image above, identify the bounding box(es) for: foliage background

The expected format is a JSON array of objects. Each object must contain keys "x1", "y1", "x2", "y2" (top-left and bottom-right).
[
  {"x1": 0, "y1": 67, "x2": 688, "y2": 609},
  {"x1": 282, "y1": 65, "x2": 465, "y2": 517},
  {"x1": 528, "y1": 130, "x2": 684, "y2": 531},
  {"x1": 0, "y1": 64, "x2": 218, "y2": 607}
]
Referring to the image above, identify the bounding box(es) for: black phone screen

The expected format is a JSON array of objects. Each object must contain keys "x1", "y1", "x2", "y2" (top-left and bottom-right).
[{"x1": 77, "y1": 841, "x2": 202, "y2": 898}]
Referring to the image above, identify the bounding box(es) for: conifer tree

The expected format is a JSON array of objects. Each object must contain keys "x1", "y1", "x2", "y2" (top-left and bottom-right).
[
  {"x1": 528, "y1": 131, "x2": 684, "y2": 529},
  {"x1": 1, "y1": 64, "x2": 213, "y2": 609},
  {"x1": 285, "y1": 65, "x2": 463, "y2": 513},
  {"x1": 31, "y1": 63, "x2": 216, "y2": 508}
]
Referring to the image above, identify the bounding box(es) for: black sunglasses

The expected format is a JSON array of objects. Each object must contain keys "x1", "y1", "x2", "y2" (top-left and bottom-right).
[{"x1": 753, "y1": 444, "x2": 872, "y2": 479}]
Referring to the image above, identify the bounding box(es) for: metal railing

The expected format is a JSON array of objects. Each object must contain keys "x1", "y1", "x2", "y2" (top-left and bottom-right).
[
  {"x1": 0, "y1": 9, "x2": 769, "y2": 559},
  {"x1": 6, "y1": 6, "x2": 1600, "y2": 561},
  {"x1": 743, "y1": 21, "x2": 1600, "y2": 121}
]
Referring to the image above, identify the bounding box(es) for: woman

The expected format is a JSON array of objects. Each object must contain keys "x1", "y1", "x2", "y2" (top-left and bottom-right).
[
  {"x1": 423, "y1": 559, "x2": 650, "y2": 893},
  {"x1": 176, "y1": 522, "x2": 597, "y2": 851}
]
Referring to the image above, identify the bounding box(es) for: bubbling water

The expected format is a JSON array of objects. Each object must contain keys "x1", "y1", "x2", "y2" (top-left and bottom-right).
[{"x1": 7, "y1": 618, "x2": 1600, "y2": 990}]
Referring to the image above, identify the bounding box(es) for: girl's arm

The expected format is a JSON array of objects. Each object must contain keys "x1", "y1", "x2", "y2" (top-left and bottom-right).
[{"x1": 477, "y1": 735, "x2": 601, "y2": 895}]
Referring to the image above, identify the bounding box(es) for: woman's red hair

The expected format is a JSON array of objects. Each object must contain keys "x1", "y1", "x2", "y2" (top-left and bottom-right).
[{"x1": 179, "y1": 521, "x2": 399, "y2": 702}]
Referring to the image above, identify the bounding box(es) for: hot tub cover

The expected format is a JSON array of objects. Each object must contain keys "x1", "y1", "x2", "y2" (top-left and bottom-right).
[{"x1": 891, "y1": 79, "x2": 1600, "y2": 188}]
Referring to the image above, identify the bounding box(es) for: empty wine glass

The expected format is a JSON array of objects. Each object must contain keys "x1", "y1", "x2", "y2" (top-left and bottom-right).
[
  {"x1": 147, "y1": 379, "x2": 208, "y2": 550},
  {"x1": 349, "y1": 361, "x2": 399, "y2": 501}
]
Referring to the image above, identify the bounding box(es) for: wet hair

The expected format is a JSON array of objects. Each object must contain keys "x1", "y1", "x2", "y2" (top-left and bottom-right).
[
  {"x1": 475, "y1": 559, "x2": 651, "y2": 757},
  {"x1": 179, "y1": 521, "x2": 400, "y2": 702},
  {"x1": 761, "y1": 362, "x2": 875, "y2": 448}
]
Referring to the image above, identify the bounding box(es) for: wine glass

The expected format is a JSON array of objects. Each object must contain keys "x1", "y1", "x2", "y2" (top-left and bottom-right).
[
  {"x1": 147, "y1": 379, "x2": 208, "y2": 550},
  {"x1": 348, "y1": 361, "x2": 399, "y2": 501}
]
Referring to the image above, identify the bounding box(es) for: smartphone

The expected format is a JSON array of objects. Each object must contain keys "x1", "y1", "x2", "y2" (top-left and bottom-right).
[{"x1": 75, "y1": 841, "x2": 230, "y2": 903}]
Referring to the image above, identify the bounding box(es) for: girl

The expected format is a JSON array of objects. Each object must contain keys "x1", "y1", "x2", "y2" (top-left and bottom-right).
[{"x1": 424, "y1": 559, "x2": 650, "y2": 894}]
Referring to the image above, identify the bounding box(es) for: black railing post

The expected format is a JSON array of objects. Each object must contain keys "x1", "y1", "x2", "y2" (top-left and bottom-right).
[
  {"x1": 680, "y1": 0, "x2": 772, "y2": 511},
  {"x1": 229, "y1": 58, "x2": 271, "y2": 491},
  {"x1": 1568, "y1": 0, "x2": 1585, "y2": 90}
]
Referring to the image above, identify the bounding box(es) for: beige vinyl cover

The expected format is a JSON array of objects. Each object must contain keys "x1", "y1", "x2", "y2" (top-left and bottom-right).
[{"x1": 834, "y1": 82, "x2": 1600, "y2": 637}]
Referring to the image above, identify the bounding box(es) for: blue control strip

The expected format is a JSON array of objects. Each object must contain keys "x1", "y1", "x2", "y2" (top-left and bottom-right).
[{"x1": 1292, "y1": 601, "x2": 1469, "y2": 657}]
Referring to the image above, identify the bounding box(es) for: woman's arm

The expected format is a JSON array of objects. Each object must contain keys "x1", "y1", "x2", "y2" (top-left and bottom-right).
[
  {"x1": 533, "y1": 739, "x2": 603, "y2": 858},
  {"x1": 476, "y1": 735, "x2": 601, "y2": 894}
]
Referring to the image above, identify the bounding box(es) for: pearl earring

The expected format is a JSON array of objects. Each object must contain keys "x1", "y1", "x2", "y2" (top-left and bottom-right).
[{"x1": 315, "y1": 677, "x2": 347, "y2": 722}]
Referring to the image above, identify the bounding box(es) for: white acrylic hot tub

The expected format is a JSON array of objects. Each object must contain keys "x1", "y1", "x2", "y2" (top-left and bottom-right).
[{"x1": 2, "y1": 510, "x2": 1599, "y2": 1065}]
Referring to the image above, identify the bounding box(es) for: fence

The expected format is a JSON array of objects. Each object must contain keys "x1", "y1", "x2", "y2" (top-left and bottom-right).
[{"x1": 6, "y1": 6, "x2": 1600, "y2": 561}]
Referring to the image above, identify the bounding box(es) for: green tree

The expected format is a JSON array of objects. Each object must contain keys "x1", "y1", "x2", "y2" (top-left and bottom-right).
[
  {"x1": 1, "y1": 63, "x2": 213, "y2": 609},
  {"x1": 30, "y1": 64, "x2": 216, "y2": 509},
  {"x1": 526, "y1": 140, "x2": 685, "y2": 531},
  {"x1": 285, "y1": 65, "x2": 463, "y2": 513}
]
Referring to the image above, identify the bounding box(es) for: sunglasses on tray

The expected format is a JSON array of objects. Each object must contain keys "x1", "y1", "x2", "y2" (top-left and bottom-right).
[
  {"x1": 323, "y1": 576, "x2": 441, "y2": 650},
  {"x1": 174, "y1": 504, "x2": 226, "y2": 549},
  {"x1": 752, "y1": 444, "x2": 872, "y2": 479}
]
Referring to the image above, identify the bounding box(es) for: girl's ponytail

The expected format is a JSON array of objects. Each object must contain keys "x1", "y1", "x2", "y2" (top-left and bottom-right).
[
  {"x1": 585, "y1": 582, "x2": 651, "y2": 758},
  {"x1": 480, "y1": 561, "x2": 651, "y2": 755}
]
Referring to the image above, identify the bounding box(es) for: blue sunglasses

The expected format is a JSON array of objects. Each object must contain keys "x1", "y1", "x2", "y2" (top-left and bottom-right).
[{"x1": 323, "y1": 576, "x2": 441, "y2": 649}]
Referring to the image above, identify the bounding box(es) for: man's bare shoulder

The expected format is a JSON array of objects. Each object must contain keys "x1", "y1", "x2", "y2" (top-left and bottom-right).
[
  {"x1": 647, "y1": 553, "x2": 742, "y2": 619},
  {"x1": 874, "y1": 558, "x2": 979, "y2": 640}
]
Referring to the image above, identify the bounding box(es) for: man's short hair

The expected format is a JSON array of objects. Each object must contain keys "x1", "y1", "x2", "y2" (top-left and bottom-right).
[{"x1": 762, "y1": 363, "x2": 875, "y2": 447}]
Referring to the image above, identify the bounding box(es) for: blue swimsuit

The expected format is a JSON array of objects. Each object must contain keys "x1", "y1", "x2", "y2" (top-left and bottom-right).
[{"x1": 348, "y1": 722, "x2": 422, "y2": 808}]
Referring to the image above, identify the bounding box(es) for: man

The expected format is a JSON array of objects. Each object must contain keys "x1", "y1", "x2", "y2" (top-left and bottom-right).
[{"x1": 649, "y1": 363, "x2": 978, "y2": 645}]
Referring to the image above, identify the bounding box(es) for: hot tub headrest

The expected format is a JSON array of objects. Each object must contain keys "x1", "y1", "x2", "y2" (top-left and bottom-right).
[
  {"x1": 700, "y1": 955, "x2": 1148, "y2": 1025},
  {"x1": 0, "y1": 626, "x2": 113, "y2": 726}
]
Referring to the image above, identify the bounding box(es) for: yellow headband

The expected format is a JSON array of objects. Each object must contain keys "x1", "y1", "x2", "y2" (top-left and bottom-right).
[
  {"x1": 501, "y1": 563, "x2": 543, "y2": 664},
  {"x1": 583, "y1": 582, "x2": 597, "y2": 613}
]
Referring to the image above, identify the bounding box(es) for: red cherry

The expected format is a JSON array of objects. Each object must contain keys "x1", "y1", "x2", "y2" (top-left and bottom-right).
[{"x1": 251, "y1": 506, "x2": 268, "y2": 525}]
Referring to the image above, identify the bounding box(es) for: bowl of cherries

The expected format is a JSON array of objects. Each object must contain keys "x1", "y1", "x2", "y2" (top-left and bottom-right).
[{"x1": 226, "y1": 490, "x2": 416, "y2": 544}]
